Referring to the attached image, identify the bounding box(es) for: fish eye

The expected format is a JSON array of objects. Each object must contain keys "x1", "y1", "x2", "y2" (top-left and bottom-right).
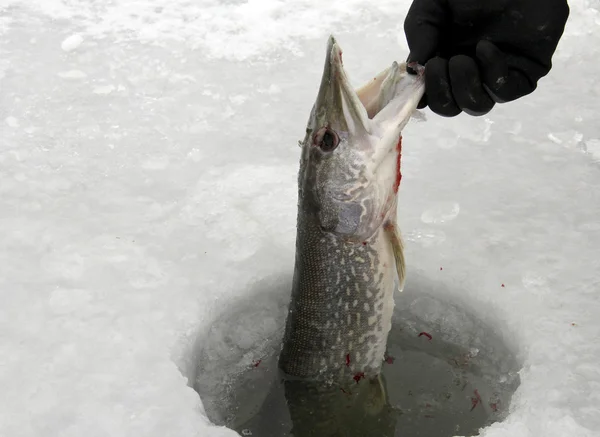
[{"x1": 314, "y1": 127, "x2": 339, "y2": 152}]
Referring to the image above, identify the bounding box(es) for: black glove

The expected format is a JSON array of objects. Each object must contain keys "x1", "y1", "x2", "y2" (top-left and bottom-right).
[{"x1": 404, "y1": 0, "x2": 570, "y2": 117}]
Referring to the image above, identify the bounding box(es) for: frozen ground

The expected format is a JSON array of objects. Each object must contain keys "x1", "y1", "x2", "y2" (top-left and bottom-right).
[{"x1": 0, "y1": 1, "x2": 599, "y2": 436}]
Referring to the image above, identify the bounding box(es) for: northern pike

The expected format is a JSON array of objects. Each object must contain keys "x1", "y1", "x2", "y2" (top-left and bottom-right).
[{"x1": 277, "y1": 35, "x2": 425, "y2": 436}]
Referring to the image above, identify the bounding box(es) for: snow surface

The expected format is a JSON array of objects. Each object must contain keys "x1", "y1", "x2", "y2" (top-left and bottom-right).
[{"x1": 0, "y1": 1, "x2": 599, "y2": 436}]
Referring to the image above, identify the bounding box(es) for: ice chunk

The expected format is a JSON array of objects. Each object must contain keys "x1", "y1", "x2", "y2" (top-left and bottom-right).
[
  {"x1": 584, "y1": 138, "x2": 600, "y2": 161},
  {"x1": 92, "y1": 84, "x2": 115, "y2": 94},
  {"x1": 420, "y1": 202, "x2": 461, "y2": 224},
  {"x1": 58, "y1": 70, "x2": 87, "y2": 79},
  {"x1": 61, "y1": 34, "x2": 84, "y2": 52},
  {"x1": 5, "y1": 116, "x2": 19, "y2": 128}
]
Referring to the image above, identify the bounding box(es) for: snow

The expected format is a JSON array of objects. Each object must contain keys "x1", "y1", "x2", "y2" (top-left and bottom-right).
[
  {"x1": 0, "y1": 0, "x2": 598, "y2": 437},
  {"x1": 60, "y1": 34, "x2": 83, "y2": 52}
]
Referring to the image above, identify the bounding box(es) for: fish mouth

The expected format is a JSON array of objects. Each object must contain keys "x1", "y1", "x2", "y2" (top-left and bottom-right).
[{"x1": 313, "y1": 35, "x2": 372, "y2": 135}]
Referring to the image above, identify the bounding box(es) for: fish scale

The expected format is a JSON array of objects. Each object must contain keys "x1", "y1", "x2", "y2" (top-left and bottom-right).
[{"x1": 280, "y1": 216, "x2": 394, "y2": 380}]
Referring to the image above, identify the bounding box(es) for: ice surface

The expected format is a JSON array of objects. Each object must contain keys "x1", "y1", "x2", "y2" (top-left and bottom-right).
[
  {"x1": 0, "y1": 1, "x2": 599, "y2": 437},
  {"x1": 60, "y1": 34, "x2": 83, "y2": 52}
]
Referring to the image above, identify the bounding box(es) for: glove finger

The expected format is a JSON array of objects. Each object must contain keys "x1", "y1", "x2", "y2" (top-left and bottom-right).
[
  {"x1": 476, "y1": 40, "x2": 536, "y2": 103},
  {"x1": 425, "y1": 57, "x2": 461, "y2": 117},
  {"x1": 448, "y1": 55, "x2": 495, "y2": 116},
  {"x1": 404, "y1": 0, "x2": 449, "y2": 73}
]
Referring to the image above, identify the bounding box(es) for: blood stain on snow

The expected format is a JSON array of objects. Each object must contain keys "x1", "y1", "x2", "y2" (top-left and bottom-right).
[
  {"x1": 418, "y1": 332, "x2": 433, "y2": 341},
  {"x1": 470, "y1": 389, "x2": 482, "y2": 411}
]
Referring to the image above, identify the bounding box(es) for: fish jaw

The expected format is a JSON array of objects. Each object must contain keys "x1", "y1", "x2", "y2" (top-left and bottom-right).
[
  {"x1": 341, "y1": 64, "x2": 424, "y2": 245},
  {"x1": 311, "y1": 35, "x2": 372, "y2": 137},
  {"x1": 300, "y1": 34, "x2": 425, "y2": 247},
  {"x1": 300, "y1": 38, "x2": 425, "y2": 245}
]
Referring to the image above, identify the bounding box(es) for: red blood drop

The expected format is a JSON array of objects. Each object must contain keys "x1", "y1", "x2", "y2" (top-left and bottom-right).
[
  {"x1": 418, "y1": 332, "x2": 433, "y2": 341},
  {"x1": 393, "y1": 136, "x2": 403, "y2": 193},
  {"x1": 501, "y1": 284, "x2": 505, "y2": 287},
  {"x1": 353, "y1": 372, "x2": 365, "y2": 384},
  {"x1": 345, "y1": 354, "x2": 351, "y2": 367},
  {"x1": 470, "y1": 397, "x2": 479, "y2": 411},
  {"x1": 470, "y1": 389, "x2": 482, "y2": 411},
  {"x1": 253, "y1": 359, "x2": 262, "y2": 368}
]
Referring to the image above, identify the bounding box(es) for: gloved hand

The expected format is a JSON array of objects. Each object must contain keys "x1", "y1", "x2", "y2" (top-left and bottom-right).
[{"x1": 404, "y1": 0, "x2": 570, "y2": 117}]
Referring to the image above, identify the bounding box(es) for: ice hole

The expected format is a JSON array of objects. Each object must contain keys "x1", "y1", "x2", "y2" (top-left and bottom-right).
[{"x1": 189, "y1": 273, "x2": 521, "y2": 437}]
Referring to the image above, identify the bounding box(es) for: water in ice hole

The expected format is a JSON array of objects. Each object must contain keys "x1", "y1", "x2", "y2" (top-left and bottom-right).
[{"x1": 193, "y1": 273, "x2": 521, "y2": 437}]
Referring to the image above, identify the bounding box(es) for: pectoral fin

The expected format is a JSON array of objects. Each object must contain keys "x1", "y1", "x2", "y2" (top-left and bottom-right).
[{"x1": 383, "y1": 221, "x2": 406, "y2": 292}]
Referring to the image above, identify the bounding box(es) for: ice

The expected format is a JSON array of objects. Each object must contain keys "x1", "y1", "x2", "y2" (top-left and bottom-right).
[
  {"x1": 420, "y1": 202, "x2": 461, "y2": 224},
  {"x1": 4, "y1": 115, "x2": 18, "y2": 127},
  {"x1": 58, "y1": 69, "x2": 88, "y2": 79},
  {"x1": 92, "y1": 84, "x2": 116, "y2": 95},
  {"x1": 60, "y1": 34, "x2": 83, "y2": 52},
  {"x1": 585, "y1": 138, "x2": 600, "y2": 162},
  {"x1": 0, "y1": 1, "x2": 599, "y2": 437}
]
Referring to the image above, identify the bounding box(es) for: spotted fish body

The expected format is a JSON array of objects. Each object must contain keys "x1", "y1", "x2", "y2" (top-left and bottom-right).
[
  {"x1": 280, "y1": 210, "x2": 397, "y2": 381},
  {"x1": 278, "y1": 36, "x2": 425, "y2": 387}
]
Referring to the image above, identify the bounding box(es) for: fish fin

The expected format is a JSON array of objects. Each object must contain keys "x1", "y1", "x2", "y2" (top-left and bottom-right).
[
  {"x1": 384, "y1": 221, "x2": 406, "y2": 293},
  {"x1": 364, "y1": 374, "x2": 387, "y2": 416}
]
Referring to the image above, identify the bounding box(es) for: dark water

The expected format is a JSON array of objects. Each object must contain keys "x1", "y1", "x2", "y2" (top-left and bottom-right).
[{"x1": 192, "y1": 275, "x2": 521, "y2": 437}]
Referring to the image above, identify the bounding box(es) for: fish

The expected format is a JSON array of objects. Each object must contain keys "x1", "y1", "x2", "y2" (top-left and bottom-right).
[
  {"x1": 279, "y1": 35, "x2": 425, "y2": 383},
  {"x1": 276, "y1": 35, "x2": 425, "y2": 436}
]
